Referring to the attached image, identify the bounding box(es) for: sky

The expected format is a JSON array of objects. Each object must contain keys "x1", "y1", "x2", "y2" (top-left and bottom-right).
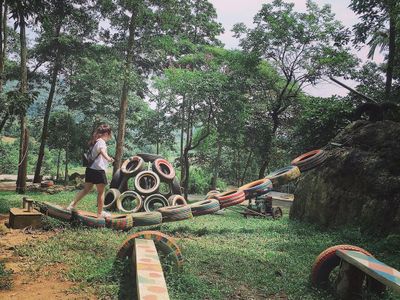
[{"x1": 208, "y1": 0, "x2": 384, "y2": 97}]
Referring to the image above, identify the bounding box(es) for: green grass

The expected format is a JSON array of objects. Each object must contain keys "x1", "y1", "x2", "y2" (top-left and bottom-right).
[
  {"x1": 0, "y1": 261, "x2": 13, "y2": 290},
  {"x1": 1, "y1": 190, "x2": 400, "y2": 299}
]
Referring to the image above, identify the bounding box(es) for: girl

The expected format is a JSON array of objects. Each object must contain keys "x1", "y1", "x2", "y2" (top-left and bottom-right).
[{"x1": 68, "y1": 123, "x2": 114, "y2": 218}]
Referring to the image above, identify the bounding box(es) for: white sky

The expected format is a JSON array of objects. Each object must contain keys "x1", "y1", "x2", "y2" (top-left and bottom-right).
[{"x1": 209, "y1": 0, "x2": 384, "y2": 97}]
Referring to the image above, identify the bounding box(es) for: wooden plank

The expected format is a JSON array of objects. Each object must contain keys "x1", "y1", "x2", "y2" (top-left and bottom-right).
[
  {"x1": 266, "y1": 191, "x2": 294, "y2": 202},
  {"x1": 134, "y1": 238, "x2": 170, "y2": 300},
  {"x1": 336, "y1": 249, "x2": 400, "y2": 293}
]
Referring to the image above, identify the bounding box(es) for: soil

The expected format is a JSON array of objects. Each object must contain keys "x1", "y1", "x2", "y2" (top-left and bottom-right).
[{"x1": 0, "y1": 214, "x2": 95, "y2": 299}]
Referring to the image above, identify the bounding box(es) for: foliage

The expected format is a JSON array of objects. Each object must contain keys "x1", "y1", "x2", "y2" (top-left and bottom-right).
[{"x1": 0, "y1": 260, "x2": 13, "y2": 290}]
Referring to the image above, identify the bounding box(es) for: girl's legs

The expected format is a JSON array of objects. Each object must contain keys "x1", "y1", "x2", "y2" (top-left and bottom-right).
[
  {"x1": 69, "y1": 182, "x2": 94, "y2": 208},
  {"x1": 95, "y1": 183, "x2": 106, "y2": 217}
]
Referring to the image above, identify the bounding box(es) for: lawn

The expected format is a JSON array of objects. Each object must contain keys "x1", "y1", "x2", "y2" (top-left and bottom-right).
[{"x1": 0, "y1": 190, "x2": 399, "y2": 299}]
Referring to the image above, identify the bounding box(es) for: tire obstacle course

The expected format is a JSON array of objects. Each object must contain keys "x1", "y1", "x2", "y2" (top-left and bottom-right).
[
  {"x1": 311, "y1": 244, "x2": 400, "y2": 299},
  {"x1": 31, "y1": 149, "x2": 327, "y2": 230}
]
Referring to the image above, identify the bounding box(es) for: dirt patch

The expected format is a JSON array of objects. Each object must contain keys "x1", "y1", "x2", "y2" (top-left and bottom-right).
[{"x1": 0, "y1": 215, "x2": 95, "y2": 299}]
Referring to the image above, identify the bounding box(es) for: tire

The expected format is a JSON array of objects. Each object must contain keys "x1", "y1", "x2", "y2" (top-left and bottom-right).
[
  {"x1": 72, "y1": 211, "x2": 106, "y2": 228},
  {"x1": 131, "y1": 211, "x2": 163, "y2": 227},
  {"x1": 120, "y1": 156, "x2": 145, "y2": 178},
  {"x1": 152, "y1": 158, "x2": 176, "y2": 182},
  {"x1": 116, "y1": 191, "x2": 143, "y2": 213},
  {"x1": 110, "y1": 169, "x2": 124, "y2": 189},
  {"x1": 171, "y1": 177, "x2": 182, "y2": 195},
  {"x1": 104, "y1": 188, "x2": 120, "y2": 210},
  {"x1": 291, "y1": 149, "x2": 327, "y2": 172},
  {"x1": 134, "y1": 171, "x2": 160, "y2": 195},
  {"x1": 205, "y1": 190, "x2": 220, "y2": 199},
  {"x1": 311, "y1": 245, "x2": 373, "y2": 287},
  {"x1": 38, "y1": 201, "x2": 72, "y2": 222},
  {"x1": 118, "y1": 176, "x2": 129, "y2": 193},
  {"x1": 105, "y1": 215, "x2": 134, "y2": 231},
  {"x1": 159, "y1": 181, "x2": 173, "y2": 199},
  {"x1": 168, "y1": 194, "x2": 187, "y2": 206},
  {"x1": 40, "y1": 180, "x2": 54, "y2": 188},
  {"x1": 116, "y1": 230, "x2": 184, "y2": 270},
  {"x1": 265, "y1": 165, "x2": 301, "y2": 187},
  {"x1": 143, "y1": 194, "x2": 169, "y2": 212},
  {"x1": 239, "y1": 178, "x2": 273, "y2": 199},
  {"x1": 158, "y1": 205, "x2": 193, "y2": 222},
  {"x1": 137, "y1": 153, "x2": 164, "y2": 162},
  {"x1": 213, "y1": 189, "x2": 246, "y2": 208},
  {"x1": 272, "y1": 207, "x2": 283, "y2": 219},
  {"x1": 189, "y1": 199, "x2": 220, "y2": 216}
]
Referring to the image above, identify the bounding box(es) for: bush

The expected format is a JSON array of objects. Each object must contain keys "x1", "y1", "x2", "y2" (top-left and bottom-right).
[
  {"x1": 188, "y1": 166, "x2": 227, "y2": 194},
  {"x1": 0, "y1": 140, "x2": 19, "y2": 174}
]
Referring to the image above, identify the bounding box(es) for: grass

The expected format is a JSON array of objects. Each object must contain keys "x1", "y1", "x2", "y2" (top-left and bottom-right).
[
  {"x1": 0, "y1": 261, "x2": 13, "y2": 290},
  {"x1": 1, "y1": 190, "x2": 400, "y2": 299}
]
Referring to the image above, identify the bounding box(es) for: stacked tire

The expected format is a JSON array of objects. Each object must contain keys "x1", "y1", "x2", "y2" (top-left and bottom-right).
[{"x1": 105, "y1": 153, "x2": 183, "y2": 214}]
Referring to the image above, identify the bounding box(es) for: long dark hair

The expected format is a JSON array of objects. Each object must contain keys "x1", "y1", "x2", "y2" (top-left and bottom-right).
[{"x1": 88, "y1": 123, "x2": 111, "y2": 146}]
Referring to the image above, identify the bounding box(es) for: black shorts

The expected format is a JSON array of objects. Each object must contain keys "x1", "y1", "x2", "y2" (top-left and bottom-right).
[{"x1": 85, "y1": 168, "x2": 108, "y2": 184}]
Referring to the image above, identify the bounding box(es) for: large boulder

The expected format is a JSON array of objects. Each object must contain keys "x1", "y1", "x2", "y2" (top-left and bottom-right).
[{"x1": 290, "y1": 120, "x2": 400, "y2": 236}]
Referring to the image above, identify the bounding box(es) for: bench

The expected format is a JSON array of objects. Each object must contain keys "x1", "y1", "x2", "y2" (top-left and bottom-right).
[
  {"x1": 336, "y1": 249, "x2": 400, "y2": 299},
  {"x1": 134, "y1": 238, "x2": 170, "y2": 300}
]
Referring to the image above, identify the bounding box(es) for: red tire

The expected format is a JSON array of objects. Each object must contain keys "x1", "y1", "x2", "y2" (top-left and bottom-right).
[
  {"x1": 311, "y1": 244, "x2": 373, "y2": 287},
  {"x1": 291, "y1": 149, "x2": 326, "y2": 172},
  {"x1": 152, "y1": 158, "x2": 175, "y2": 181}
]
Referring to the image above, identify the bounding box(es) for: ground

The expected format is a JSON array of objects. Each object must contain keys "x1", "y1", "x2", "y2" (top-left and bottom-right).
[{"x1": 0, "y1": 189, "x2": 397, "y2": 300}]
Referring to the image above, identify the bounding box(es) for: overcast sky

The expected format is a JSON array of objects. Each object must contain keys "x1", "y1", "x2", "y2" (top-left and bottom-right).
[{"x1": 208, "y1": 0, "x2": 384, "y2": 97}]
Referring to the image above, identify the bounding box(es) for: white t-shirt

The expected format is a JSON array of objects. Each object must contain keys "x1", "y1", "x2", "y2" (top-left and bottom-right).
[{"x1": 90, "y1": 138, "x2": 108, "y2": 171}]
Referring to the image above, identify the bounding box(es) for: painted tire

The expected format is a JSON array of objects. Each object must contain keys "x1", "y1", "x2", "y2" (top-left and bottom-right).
[
  {"x1": 212, "y1": 189, "x2": 245, "y2": 209},
  {"x1": 239, "y1": 178, "x2": 273, "y2": 199},
  {"x1": 311, "y1": 245, "x2": 374, "y2": 287},
  {"x1": 168, "y1": 194, "x2": 187, "y2": 206},
  {"x1": 189, "y1": 199, "x2": 220, "y2": 216},
  {"x1": 158, "y1": 205, "x2": 193, "y2": 222},
  {"x1": 143, "y1": 194, "x2": 169, "y2": 212},
  {"x1": 159, "y1": 181, "x2": 173, "y2": 199},
  {"x1": 131, "y1": 211, "x2": 163, "y2": 227},
  {"x1": 105, "y1": 215, "x2": 134, "y2": 231},
  {"x1": 40, "y1": 180, "x2": 54, "y2": 188},
  {"x1": 291, "y1": 149, "x2": 327, "y2": 172},
  {"x1": 116, "y1": 191, "x2": 143, "y2": 213},
  {"x1": 265, "y1": 165, "x2": 301, "y2": 187},
  {"x1": 136, "y1": 153, "x2": 163, "y2": 162},
  {"x1": 104, "y1": 188, "x2": 120, "y2": 210},
  {"x1": 205, "y1": 190, "x2": 220, "y2": 199},
  {"x1": 120, "y1": 156, "x2": 145, "y2": 178},
  {"x1": 171, "y1": 177, "x2": 182, "y2": 195},
  {"x1": 134, "y1": 171, "x2": 160, "y2": 195},
  {"x1": 152, "y1": 158, "x2": 176, "y2": 181},
  {"x1": 110, "y1": 169, "x2": 124, "y2": 189},
  {"x1": 72, "y1": 211, "x2": 106, "y2": 228},
  {"x1": 117, "y1": 230, "x2": 184, "y2": 269},
  {"x1": 37, "y1": 201, "x2": 72, "y2": 221}
]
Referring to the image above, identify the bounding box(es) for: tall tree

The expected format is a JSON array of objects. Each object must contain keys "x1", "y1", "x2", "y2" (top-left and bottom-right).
[
  {"x1": 350, "y1": 0, "x2": 399, "y2": 101},
  {"x1": 233, "y1": 0, "x2": 357, "y2": 177},
  {"x1": 33, "y1": 0, "x2": 98, "y2": 183},
  {"x1": 100, "y1": 0, "x2": 223, "y2": 174}
]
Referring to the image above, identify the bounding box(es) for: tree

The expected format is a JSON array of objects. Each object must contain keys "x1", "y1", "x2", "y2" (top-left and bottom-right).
[
  {"x1": 233, "y1": 0, "x2": 358, "y2": 177},
  {"x1": 33, "y1": 0, "x2": 98, "y2": 183},
  {"x1": 99, "y1": 0, "x2": 223, "y2": 174},
  {"x1": 350, "y1": 0, "x2": 400, "y2": 101}
]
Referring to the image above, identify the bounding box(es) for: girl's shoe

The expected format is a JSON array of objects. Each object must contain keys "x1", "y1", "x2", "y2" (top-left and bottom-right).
[{"x1": 100, "y1": 211, "x2": 111, "y2": 218}]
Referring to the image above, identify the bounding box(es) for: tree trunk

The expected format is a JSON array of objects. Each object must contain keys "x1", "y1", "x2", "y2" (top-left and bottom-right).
[
  {"x1": 113, "y1": 14, "x2": 136, "y2": 174},
  {"x1": 33, "y1": 28, "x2": 62, "y2": 183},
  {"x1": 210, "y1": 141, "x2": 222, "y2": 190},
  {"x1": 56, "y1": 149, "x2": 61, "y2": 181},
  {"x1": 240, "y1": 148, "x2": 253, "y2": 185},
  {"x1": 64, "y1": 146, "x2": 69, "y2": 186},
  {"x1": 183, "y1": 147, "x2": 190, "y2": 199},
  {"x1": 16, "y1": 125, "x2": 28, "y2": 193},
  {"x1": 0, "y1": 0, "x2": 4, "y2": 92},
  {"x1": 180, "y1": 95, "x2": 185, "y2": 184},
  {"x1": 385, "y1": 13, "x2": 396, "y2": 100},
  {"x1": 16, "y1": 16, "x2": 28, "y2": 194}
]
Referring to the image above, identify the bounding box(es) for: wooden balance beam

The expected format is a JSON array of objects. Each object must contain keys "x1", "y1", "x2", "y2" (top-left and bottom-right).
[
  {"x1": 134, "y1": 238, "x2": 170, "y2": 300},
  {"x1": 336, "y1": 249, "x2": 400, "y2": 298}
]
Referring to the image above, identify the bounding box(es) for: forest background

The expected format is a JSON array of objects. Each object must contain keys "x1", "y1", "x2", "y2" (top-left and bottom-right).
[{"x1": 0, "y1": 0, "x2": 399, "y2": 197}]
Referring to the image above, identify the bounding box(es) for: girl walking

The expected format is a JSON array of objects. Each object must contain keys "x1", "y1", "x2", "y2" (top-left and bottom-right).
[{"x1": 68, "y1": 123, "x2": 114, "y2": 218}]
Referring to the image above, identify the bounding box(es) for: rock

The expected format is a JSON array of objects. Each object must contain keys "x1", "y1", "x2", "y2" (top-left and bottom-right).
[{"x1": 290, "y1": 120, "x2": 400, "y2": 236}]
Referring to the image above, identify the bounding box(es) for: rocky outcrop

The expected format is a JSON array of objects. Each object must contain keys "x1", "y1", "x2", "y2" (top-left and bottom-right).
[{"x1": 290, "y1": 120, "x2": 400, "y2": 236}]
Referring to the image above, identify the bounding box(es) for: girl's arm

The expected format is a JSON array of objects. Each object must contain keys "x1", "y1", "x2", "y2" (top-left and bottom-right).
[{"x1": 100, "y1": 148, "x2": 114, "y2": 162}]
